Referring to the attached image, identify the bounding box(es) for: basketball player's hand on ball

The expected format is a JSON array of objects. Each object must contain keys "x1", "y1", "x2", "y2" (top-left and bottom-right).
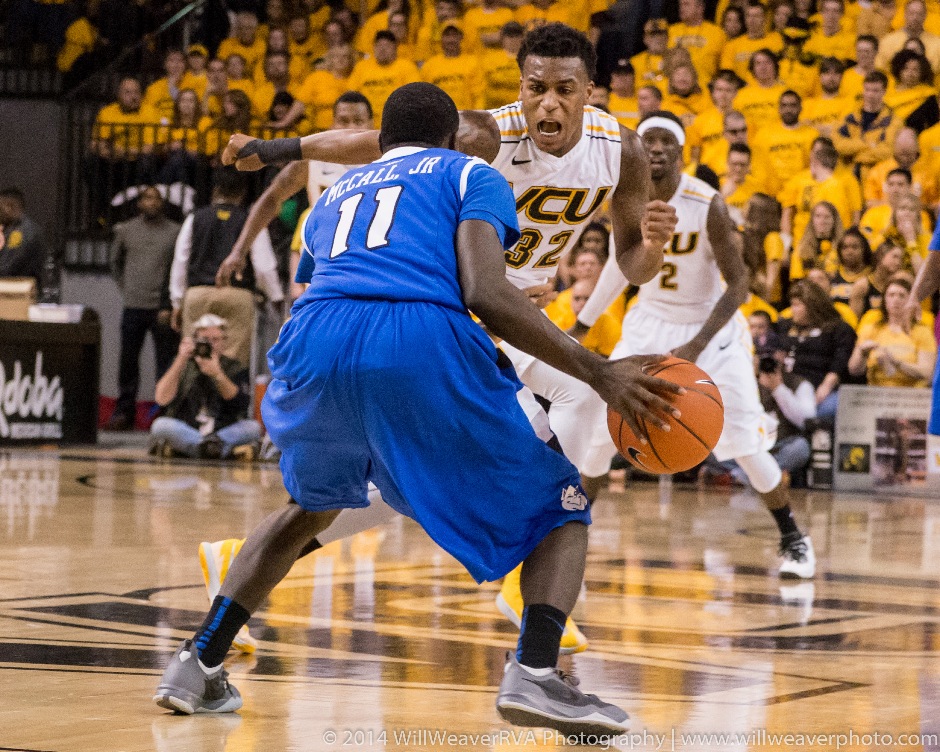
[
  {"x1": 597, "y1": 354, "x2": 684, "y2": 442},
  {"x1": 524, "y1": 281, "x2": 557, "y2": 309},
  {"x1": 222, "y1": 134, "x2": 264, "y2": 171},
  {"x1": 641, "y1": 200, "x2": 678, "y2": 250}
]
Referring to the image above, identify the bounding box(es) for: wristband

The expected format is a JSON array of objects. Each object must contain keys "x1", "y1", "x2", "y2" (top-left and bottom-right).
[{"x1": 238, "y1": 137, "x2": 303, "y2": 165}]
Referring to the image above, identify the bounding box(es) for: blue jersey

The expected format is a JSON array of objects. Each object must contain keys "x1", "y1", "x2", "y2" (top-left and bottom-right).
[{"x1": 296, "y1": 146, "x2": 520, "y2": 311}]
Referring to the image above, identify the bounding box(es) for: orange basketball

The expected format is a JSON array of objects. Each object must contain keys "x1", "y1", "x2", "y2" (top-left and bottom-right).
[{"x1": 607, "y1": 357, "x2": 724, "y2": 474}]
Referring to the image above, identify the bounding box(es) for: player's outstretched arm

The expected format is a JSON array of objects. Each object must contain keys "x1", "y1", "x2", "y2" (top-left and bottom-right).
[
  {"x1": 457, "y1": 219, "x2": 682, "y2": 440},
  {"x1": 671, "y1": 196, "x2": 749, "y2": 364},
  {"x1": 216, "y1": 161, "x2": 309, "y2": 286},
  {"x1": 222, "y1": 111, "x2": 501, "y2": 171},
  {"x1": 610, "y1": 129, "x2": 677, "y2": 285},
  {"x1": 907, "y1": 250, "x2": 940, "y2": 320}
]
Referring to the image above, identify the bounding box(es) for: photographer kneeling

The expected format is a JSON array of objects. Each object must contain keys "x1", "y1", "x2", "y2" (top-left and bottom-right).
[{"x1": 150, "y1": 314, "x2": 261, "y2": 458}]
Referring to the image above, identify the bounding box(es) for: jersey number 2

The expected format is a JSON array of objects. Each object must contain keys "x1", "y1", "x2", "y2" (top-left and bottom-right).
[{"x1": 331, "y1": 186, "x2": 404, "y2": 258}]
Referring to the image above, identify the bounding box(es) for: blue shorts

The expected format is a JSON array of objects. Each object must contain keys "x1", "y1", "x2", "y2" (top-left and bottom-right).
[{"x1": 263, "y1": 298, "x2": 591, "y2": 583}]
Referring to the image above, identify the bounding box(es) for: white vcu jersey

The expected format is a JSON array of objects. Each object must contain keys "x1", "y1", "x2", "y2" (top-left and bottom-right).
[
  {"x1": 637, "y1": 172, "x2": 722, "y2": 324},
  {"x1": 491, "y1": 103, "x2": 621, "y2": 289},
  {"x1": 308, "y1": 160, "x2": 355, "y2": 205}
]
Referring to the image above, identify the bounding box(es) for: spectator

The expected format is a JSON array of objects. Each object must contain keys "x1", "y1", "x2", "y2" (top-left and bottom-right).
[
  {"x1": 865, "y1": 190, "x2": 931, "y2": 270},
  {"x1": 421, "y1": 23, "x2": 484, "y2": 109},
  {"x1": 749, "y1": 309, "x2": 776, "y2": 349},
  {"x1": 157, "y1": 89, "x2": 208, "y2": 189},
  {"x1": 662, "y1": 63, "x2": 708, "y2": 125},
  {"x1": 637, "y1": 84, "x2": 664, "y2": 121},
  {"x1": 387, "y1": 11, "x2": 416, "y2": 61},
  {"x1": 885, "y1": 50, "x2": 936, "y2": 124},
  {"x1": 751, "y1": 89, "x2": 818, "y2": 197},
  {"x1": 720, "y1": 6, "x2": 745, "y2": 41},
  {"x1": 801, "y1": 57, "x2": 853, "y2": 138},
  {"x1": 415, "y1": 0, "x2": 462, "y2": 63},
  {"x1": 780, "y1": 278, "x2": 858, "y2": 418},
  {"x1": 225, "y1": 53, "x2": 256, "y2": 100},
  {"x1": 735, "y1": 48, "x2": 787, "y2": 133},
  {"x1": 251, "y1": 51, "x2": 300, "y2": 124},
  {"x1": 57, "y1": 0, "x2": 103, "y2": 90},
  {"x1": 293, "y1": 45, "x2": 356, "y2": 131},
  {"x1": 89, "y1": 77, "x2": 162, "y2": 216},
  {"x1": 852, "y1": 239, "x2": 907, "y2": 316},
  {"x1": 630, "y1": 18, "x2": 669, "y2": 93},
  {"x1": 151, "y1": 313, "x2": 262, "y2": 459},
  {"x1": 721, "y1": 2, "x2": 781, "y2": 80},
  {"x1": 202, "y1": 90, "x2": 253, "y2": 165},
  {"x1": 107, "y1": 186, "x2": 181, "y2": 430},
  {"x1": 480, "y1": 22, "x2": 525, "y2": 110},
  {"x1": 840, "y1": 35, "x2": 879, "y2": 106},
  {"x1": 778, "y1": 18, "x2": 819, "y2": 99},
  {"x1": 607, "y1": 60, "x2": 639, "y2": 129},
  {"x1": 463, "y1": 0, "x2": 514, "y2": 54},
  {"x1": 848, "y1": 276, "x2": 937, "y2": 386},
  {"x1": 856, "y1": 0, "x2": 898, "y2": 40},
  {"x1": 144, "y1": 49, "x2": 191, "y2": 123},
  {"x1": 217, "y1": 11, "x2": 266, "y2": 78},
  {"x1": 258, "y1": 27, "x2": 309, "y2": 89},
  {"x1": 668, "y1": 0, "x2": 725, "y2": 83},
  {"x1": 202, "y1": 58, "x2": 230, "y2": 120},
  {"x1": 801, "y1": 267, "x2": 860, "y2": 327},
  {"x1": 0, "y1": 187, "x2": 46, "y2": 289},
  {"x1": 169, "y1": 169, "x2": 284, "y2": 366},
  {"x1": 688, "y1": 70, "x2": 743, "y2": 175},
  {"x1": 722, "y1": 143, "x2": 761, "y2": 224},
  {"x1": 805, "y1": 0, "x2": 856, "y2": 62},
  {"x1": 834, "y1": 70, "x2": 899, "y2": 181},
  {"x1": 864, "y1": 127, "x2": 937, "y2": 209},
  {"x1": 791, "y1": 201, "x2": 845, "y2": 279},
  {"x1": 347, "y1": 30, "x2": 420, "y2": 127},
  {"x1": 875, "y1": 0, "x2": 940, "y2": 72},
  {"x1": 546, "y1": 277, "x2": 621, "y2": 357},
  {"x1": 828, "y1": 227, "x2": 874, "y2": 317},
  {"x1": 184, "y1": 44, "x2": 210, "y2": 93},
  {"x1": 742, "y1": 191, "x2": 785, "y2": 303},
  {"x1": 287, "y1": 15, "x2": 319, "y2": 70},
  {"x1": 355, "y1": 0, "x2": 415, "y2": 57}
]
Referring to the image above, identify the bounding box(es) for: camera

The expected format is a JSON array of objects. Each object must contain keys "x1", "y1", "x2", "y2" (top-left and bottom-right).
[
  {"x1": 194, "y1": 338, "x2": 212, "y2": 359},
  {"x1": 758, "y1": 355, "x2": 779, "y2": 374}
]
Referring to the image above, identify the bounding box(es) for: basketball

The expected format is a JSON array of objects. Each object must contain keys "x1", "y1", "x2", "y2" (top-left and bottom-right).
[{"x1": 608, "y1": 357, "x2": 724, "y2": 474}]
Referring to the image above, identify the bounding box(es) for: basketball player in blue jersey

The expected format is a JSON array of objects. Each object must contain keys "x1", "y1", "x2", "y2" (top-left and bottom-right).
[
  {"x1": 154, "y1": 84, "x2": 682, "y2": 736},
  {"x1": 215, "y1": 23, "x2": 677, "y2": 653}
]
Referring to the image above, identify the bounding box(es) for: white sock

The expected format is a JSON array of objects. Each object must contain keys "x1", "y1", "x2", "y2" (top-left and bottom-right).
[{"x1": 517, "y1": 663, "x2": 554, "y2": 676}]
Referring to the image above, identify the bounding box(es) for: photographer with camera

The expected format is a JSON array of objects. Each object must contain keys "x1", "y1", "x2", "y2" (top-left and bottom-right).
[
  {"x1": 754, "y1": 334, "x2": 817, "y2": 483},
  {"x1": 150, "y1": 314, "x2": 262, "y2": 459}
]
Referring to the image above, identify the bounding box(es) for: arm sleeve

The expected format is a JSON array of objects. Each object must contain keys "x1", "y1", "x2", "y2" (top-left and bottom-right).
[
  {"x1": 830, "y1": 322, "x2": 858, "y2": 379},
  {"x1": 577, "y1": 248, "x2": 629, "y2": 327},
  {"x1": 772, "y1": 379, "x2": 817, "y2": 430},
  {"x1": 458, "y1": 160, "x2": 521, "y2": 249},
  {"x1": 169, "y1": 214, "x2": 193, "y2": 307},
  {"x1": 249, "y1": 227, "x2": 285, "y2": 303}
]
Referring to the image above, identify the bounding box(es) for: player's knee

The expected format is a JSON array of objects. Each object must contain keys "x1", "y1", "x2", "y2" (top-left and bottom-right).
[{"x1": 735, "y1": 451, "x2": 783, "y2": 494}]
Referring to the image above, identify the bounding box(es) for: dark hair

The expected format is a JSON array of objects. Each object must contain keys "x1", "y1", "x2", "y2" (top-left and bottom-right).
[
  {"x1": 334, "y1": 90, "x2": 373, "y2": 117},
  {"x1": 887, "y1": 166, "x2": 914, "y2": 184},
  {"x1": 695, "y1": 163, "x2": 720, "y2": 190},
  {"x1": 729, "y1": 142, "x2": 752, "y2": 158},
  {"x1": 518, "y1": 22, "x2": 597, "y2": 80},
  {"x1": 379, "y1": 82, "x2": 459, "y2": 150},
  {"x1": 856, "y1": 33, "x2": 878, "y2": 50},
  {"x1": 749, "y1": 48, "x2": 779, "y2": 77},
  {"x1": 750, "y1": 309, "x2": 774, "y2": 325},
  {"x1": 0, "y1": 187, "x2": 25, "y2": 205},
  {"x1": 818, "y1": 56, "x2": 843, "y2": 74},
  {"x1": 812, "y1": 136, "x2": 838, "y2": 169},
  {"x1": 838, "y1": 226, "x2": 874, "y2": 268},
  {"x1": 722, "y1": 5, "x2": 746, "y2": 35},
  {"x1": 789, "y1": 278, "x2": 843, "y2": 329},
  {"x1": 374, "y1": 29, "x2": 396, "y2": 44},
  {"x1": 890, "y1": 49, "x2": 933, "y2": 85},
  {"x1": 639, "y1": 84, "x2": 663, "y2": 102},
  {"x1": 864, "y1": 70, "x2": 889, "y2": 88},
  {"x1": 264, "y1": 49, "x2": 290, "y2": 62},
  {"x1": 213, "y1": 167, "x2": 249, "y2": 200},
  {"x1": 710, "y1": 68, "x2": 744, "y2": 91},
  {"x1": 501, "y1": 21, "x2": 524, "y2": 37},
  {"x1": 780, "y1": 89, "x2": 801, "y2": 104},
  {"x1": 878, "y1": 274, "x2": 914, "y2": 325}
]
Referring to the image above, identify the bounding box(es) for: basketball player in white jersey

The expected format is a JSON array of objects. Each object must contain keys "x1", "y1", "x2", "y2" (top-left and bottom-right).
[
  {"x1": 214, "y1": 25, "x2": 679, "y2": 650},
  {"x1": 577, "y1": 111, "x2": 815, "y2": 578}
]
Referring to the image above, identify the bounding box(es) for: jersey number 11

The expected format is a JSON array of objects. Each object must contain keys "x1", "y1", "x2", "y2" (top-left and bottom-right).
[{"x1": 331, "y1": 186, "x2": 404, "y2": 259}]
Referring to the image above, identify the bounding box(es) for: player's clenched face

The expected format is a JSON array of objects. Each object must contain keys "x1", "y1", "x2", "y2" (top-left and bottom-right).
[
  {"x1": 520, "y1": 55, "x2": 593, "y2": 157},
  {"x1": 641, "y1": 129, "x2": 682, "y2": 181}
]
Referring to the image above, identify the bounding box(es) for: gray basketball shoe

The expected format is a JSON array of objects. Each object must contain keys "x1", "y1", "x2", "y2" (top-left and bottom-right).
[
  {"x1": 153, "y1": 640, "x2": 243, "y2": 714},
  {"x1": 496, "y1": 652, "x2": 630, "y2": 738}
]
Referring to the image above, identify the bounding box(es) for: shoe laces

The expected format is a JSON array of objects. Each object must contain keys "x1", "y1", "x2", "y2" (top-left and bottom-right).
[
  {"x1": 780, "y1": 537, "x2": 807, "y2": 562},
  {"x1": 206, "y1": 667, "x2": 233, "y2": 696},
  {"x1": 555, "y1": 668, "x2": 580, "y2": 688}
]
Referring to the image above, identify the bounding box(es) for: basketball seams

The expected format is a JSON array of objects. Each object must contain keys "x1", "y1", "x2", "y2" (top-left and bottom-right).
[
  {"x1": 685, "y1": 385, "x2": 722, "y2": 408},
  {"x1": 637, "y1": 415, "x2": 669, "y2": 472}
]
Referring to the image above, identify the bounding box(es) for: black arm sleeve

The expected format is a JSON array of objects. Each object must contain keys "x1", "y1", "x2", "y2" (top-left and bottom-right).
[
  {"x1": 238, "y1": 137, "x2": 303, "y2": 165},
  {"x1": 830, "y1": 321, "x2": 858, "y2": 381}
]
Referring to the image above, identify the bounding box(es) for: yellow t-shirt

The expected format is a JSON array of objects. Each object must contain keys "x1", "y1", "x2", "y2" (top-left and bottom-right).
[
  {"x1": 143, "y1": 78, "x2": 184, "y2": 122},
  {"x1": 800, "y1": 95, "x2": 853, "y2": 136},
  {"x1": 864, "y1": 157, "x2": 939, "y2": 208},
  {"x1": 93, "y1": 103, "x2": 163, "y2": 152},
  {"x1": 919, "y1": 122, "x2": 940, "y2": 174},
  {"x1": 608, "y1": 93, "x2": 639, "y2": 130},
  {"x1": 250, "y1": 82, "x2": 300, "y2": 119},
  {"x1": 515, "y1": 3, "x2": 578, "y2": 31},
  {"x1": 480, "y1": 49, "x2": 521, "y2": 110},
  {"x1": 668, "y1": 21, "x2": 726, "y2": 83},
  {"x1": 216, "y1": 36, "x2": 267, "y2": 77},
  {"x1": 420, "y1": 53, "x2": 484, "y2": 109},
  {"x1": 839, "y1": 67, "x2": 866, "y2": 106},
  {"x1": 779, "y1": 58, "x2": 820, "y2": 100},
  {"x1": 735, "y1": 83, "x2": 786, "y2": 133},
  {"x1": 720, "y1": 35, "x2": 784, "y2": 80},
  {"x1": 779, "y1": 169, "x2": 856, "y2": 246},
  {"x1": 686, "y1": 107, "x2": 726, "y2": 168},
  {"x1": 751, "y1": 123, "x2": 818, "y2": 198},
  {"x1": 857, "y1": 319, "x2": 936, "y2": 387},
  {"x1": 723, "y1": 174, "x2": 762, "y2": 219},
  {"x1": 884, "y1": 83, "x2": 938, "y2": 123},
  {"x1": 661, "y1": 91, "x2": 710, "y2": 125},
  {"x1": 346, "y1": 57, "x2": 421, "y2": 126},
  {"x1": 545, "y1": 291, "x2": 622, "y2": 356},
  {"x1": 740, "y1": 293, "x2": 780, "y2": 322},
  {"x1": 804, "y1": 29, "x2": 858, "y2": 61},
  {"x1": 859, "y1": 205, "x2": 933, "y2": 245},
  {"x1": 57, "y1": 17, "x2": 96, "y2": 73},
  {"x1": 629, "y1": 51, "x2": 666, "y2": 93},
  {"x1": 463, "y1": 6, "x2": 515, "y2": 54},
  {"x1": 295, "y1": 70, "x2": 349, "y2": 131}
]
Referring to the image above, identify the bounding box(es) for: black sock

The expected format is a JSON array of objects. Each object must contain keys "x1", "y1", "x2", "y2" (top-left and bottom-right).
[
  {"x1": 298, "y1": 537, "x2": 323, "y2": 558},
  {"x1": 516, "y1": 603, "x2": 566, "y2": 669},
  {"x1": 770, "y1": 505, "x2": 802, "y2": 542},
  {"x1": 193, "y1": 595, "x2": 251, "y2": 667}
]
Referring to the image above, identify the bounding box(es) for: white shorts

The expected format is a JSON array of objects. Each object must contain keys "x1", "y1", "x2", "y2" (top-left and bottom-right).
[
  {"x1": 610, "y1": 307, "x2": 775, "y2": 462},
  {"x1": 500, "y1": 341, "x2": 618, "y2": 478}
]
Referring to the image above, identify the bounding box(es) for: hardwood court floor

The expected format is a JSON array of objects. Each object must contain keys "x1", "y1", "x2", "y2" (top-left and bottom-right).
[{"x1": 2, "y1": 446, "x2": 940, "y2": 751}]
